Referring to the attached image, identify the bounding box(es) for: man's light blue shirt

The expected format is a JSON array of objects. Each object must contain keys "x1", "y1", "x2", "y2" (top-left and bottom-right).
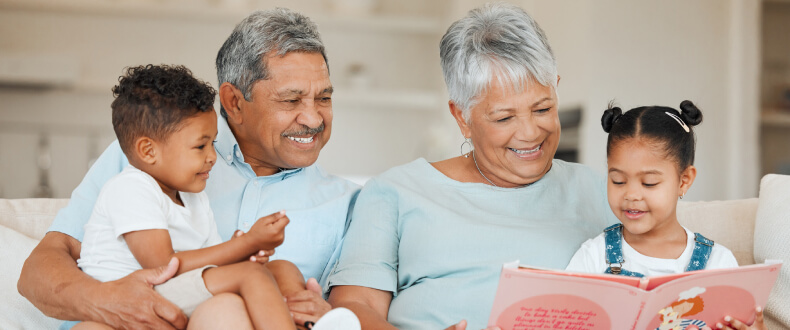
[{"x1": 49, "y1": 113, "x2": 360, "y2": 288}]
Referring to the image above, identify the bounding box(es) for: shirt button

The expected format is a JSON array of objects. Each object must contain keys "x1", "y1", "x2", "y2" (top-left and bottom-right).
[
  {"x1": 236, "y1": 151, "x2": 242, "y2": 157},
  {"x1": 225, "y1": 155, "x2": 232, "y2": 161},
  {"x1": 244, "y1": 222, "x2": 249, "y2": 227},
  {"x1": 253, "y1": 181, "x2": 258, "y2": 186}
]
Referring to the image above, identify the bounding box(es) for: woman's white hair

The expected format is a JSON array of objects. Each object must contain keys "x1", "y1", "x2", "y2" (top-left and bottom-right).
[{"x1": 440, "y1": 3, "x2": 557, "y2": 121}]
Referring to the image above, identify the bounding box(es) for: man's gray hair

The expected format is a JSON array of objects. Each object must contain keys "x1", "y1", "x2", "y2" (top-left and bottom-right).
[
  {"x1": 216, "y1": 8, "x2": 327, "y2": 117},
  {"x1": 440, "y1": 3, "x2": 557, "y2": 121}
]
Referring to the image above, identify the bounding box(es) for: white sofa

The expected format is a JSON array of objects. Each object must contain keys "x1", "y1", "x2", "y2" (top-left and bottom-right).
[{"x1": 2, "y1": 175, "x2": 789, "y2": 329}]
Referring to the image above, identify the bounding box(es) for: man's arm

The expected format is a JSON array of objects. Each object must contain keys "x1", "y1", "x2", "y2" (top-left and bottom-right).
[{"x1": 18, "y1": 232, "x2": 187, "y2": 329}]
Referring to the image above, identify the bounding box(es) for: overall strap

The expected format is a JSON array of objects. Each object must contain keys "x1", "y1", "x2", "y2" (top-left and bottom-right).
[
  {"x1": 602, "y1": 224, "x2": 645, "y2": 277},
  {"x1": 685, "y1": 233, "x2": 714, "y2": 272}
]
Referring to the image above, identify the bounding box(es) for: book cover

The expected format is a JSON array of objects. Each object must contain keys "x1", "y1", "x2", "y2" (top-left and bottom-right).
[{"x1": 488, "y1": 260, "x2": 782, "y2": 330}]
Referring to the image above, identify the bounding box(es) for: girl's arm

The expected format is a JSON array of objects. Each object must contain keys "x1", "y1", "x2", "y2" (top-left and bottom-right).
[{"x1": 124, "y1": 211, "x2": 288, "y2": 275}]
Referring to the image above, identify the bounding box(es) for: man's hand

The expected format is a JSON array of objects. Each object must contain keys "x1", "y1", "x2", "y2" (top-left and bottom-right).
[
  {"x1": 287, "y1": 278, "x2": 332, "y2": 329},
  {"x1": 86, "y1": 257, "x2": 187, "y2": 329},
  {"x1": 246, "y1": 211, "x2": 289, "y2": 250}
]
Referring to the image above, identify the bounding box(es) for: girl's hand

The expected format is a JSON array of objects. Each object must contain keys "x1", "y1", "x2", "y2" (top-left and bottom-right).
[{"x1": 711, "y1": 306, "x2": 765, "y2": 330}]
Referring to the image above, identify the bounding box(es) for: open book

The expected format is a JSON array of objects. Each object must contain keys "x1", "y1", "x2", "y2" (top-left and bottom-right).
[{"x1": 488, "y1": 260, "x2": 782, "y2": 330}]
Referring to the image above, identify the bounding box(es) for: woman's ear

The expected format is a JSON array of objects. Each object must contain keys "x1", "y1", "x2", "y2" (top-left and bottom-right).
[
  {"x1": 134, "y1": 137, "x2": 158, "y2": 165},
  {"x1": 219, "y1": 82, "x2": 246, "y2": 126},
  {"x1": 449, "y1": 101, "x2": 472, "y2": 139},
  {"x1": 678, "y1": 165, "x2": 697, "y2": 197}
]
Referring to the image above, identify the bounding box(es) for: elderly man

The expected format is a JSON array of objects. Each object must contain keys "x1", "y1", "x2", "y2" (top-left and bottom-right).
[{"x1": 18, "y1": 8, "x2": 358, "y2": 329}]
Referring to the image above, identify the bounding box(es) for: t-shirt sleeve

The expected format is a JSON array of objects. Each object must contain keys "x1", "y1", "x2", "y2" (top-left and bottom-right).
[
  {"x1": 565, "y1": 237, "x2": 605, "y2": 274},
  {"x1": 707, "y1": 243, "x2": 740, "y2": 269},
  {"x1": 201, "y1": 193, "x2": 223, "y2": 247},
  {"x1": 100, "y1": 174, "x2": 169, "y2": 238},
  {"x1": 48, "y1": 140, "x2": 129, "y2": 241},
  {"x1": 326, "y1": 178, "x2": 400, "y2": 295}
]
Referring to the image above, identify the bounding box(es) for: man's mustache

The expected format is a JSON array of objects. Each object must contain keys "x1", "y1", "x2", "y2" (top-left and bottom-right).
[{"x1": 281, "y1": 123, "x2": 325, "y2": 137}]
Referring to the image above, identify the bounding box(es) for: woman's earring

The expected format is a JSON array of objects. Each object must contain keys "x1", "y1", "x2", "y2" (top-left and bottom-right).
[
  {"x1": 461, "y1": 138, "x2": 472, "y2": 158},
  {"x1": 679, "y1": 193, "x2": 685, "y2": 200}
]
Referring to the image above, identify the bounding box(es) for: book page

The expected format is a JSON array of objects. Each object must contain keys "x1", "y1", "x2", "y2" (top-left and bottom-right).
[
  {"x1": 489, "y1": 268, "x2": 646, "y2": 329},
  {"x1": 636, "y1": 263, "x2": 781, "y2": 330}
]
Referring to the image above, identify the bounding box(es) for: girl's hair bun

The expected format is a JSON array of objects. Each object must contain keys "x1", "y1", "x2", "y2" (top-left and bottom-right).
[
  {"x1": 679, "y1": 100, "x2": 703, "y2": 126},
  {"x1": 601, "y1": 104, "x2": 623, "y2": 133}
]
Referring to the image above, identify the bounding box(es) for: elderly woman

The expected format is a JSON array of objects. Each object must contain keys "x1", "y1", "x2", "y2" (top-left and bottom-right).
[{"x1": 326, "y1": 3, "x2": 616, "y2": 330}]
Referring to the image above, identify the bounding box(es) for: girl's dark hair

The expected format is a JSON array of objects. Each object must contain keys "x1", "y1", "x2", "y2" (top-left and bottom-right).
[{"x1": 601, "y1": 100, "x2": 703, "y2": 171}]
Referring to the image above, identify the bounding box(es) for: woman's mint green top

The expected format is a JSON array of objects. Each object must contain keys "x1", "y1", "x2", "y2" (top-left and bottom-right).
[{"x1": 327, "y1": 158, "x2": 616, "y2": 330}]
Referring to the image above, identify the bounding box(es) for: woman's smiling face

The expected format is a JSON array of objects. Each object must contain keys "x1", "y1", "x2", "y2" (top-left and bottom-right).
[{"x1": 454, "y1": 77, "x2": 560, "y2": 187}]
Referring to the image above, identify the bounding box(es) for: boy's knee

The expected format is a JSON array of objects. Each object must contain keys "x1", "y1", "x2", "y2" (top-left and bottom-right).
[{"x1": 266, "y1": 259, "x2": 297, "y2": 270}]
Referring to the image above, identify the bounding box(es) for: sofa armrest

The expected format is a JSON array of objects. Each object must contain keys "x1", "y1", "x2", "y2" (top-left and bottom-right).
[
  {"x1": 0, "y1": 198, "x2": 69, "y2": 240},
  {"x1": 677, "y1": 198, "x2": 758, "y2": 266}
]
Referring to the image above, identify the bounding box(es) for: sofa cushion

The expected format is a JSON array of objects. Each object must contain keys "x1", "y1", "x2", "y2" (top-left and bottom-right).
[
  {"x1": 0, "y1": 223, "x2": 61, "y2": 328},
  {"x1": 677, "y1": 198, "x2": 758, "y2": 266},
  {"x1": 754, "y1": 174, "x2": 790, "y2": 329},
  {"x1": 0, "y1": 198, "x2": 69, "y2": 240}
]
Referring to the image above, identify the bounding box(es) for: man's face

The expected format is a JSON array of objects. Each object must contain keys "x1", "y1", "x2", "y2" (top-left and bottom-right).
[{"x1": 233, "y1": 52, "x2": 333, "y2": 172}]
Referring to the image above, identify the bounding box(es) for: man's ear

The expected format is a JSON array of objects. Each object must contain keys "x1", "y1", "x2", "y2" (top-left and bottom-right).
[
  {"x1": 134, "y1": 137, "x2": 158, "y2": 165},
  {"x1": 219, "y1": 82, "x2": 246, "y2": 125},
  {"x1": 449, "y1": 101, "x2": 472, "y2": 139},
  {"x1": 679, "y1": 165, "x2": 697, "y2": 197}
]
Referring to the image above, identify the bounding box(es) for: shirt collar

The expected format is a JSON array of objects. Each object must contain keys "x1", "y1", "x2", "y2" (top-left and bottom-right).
[
  {"x1": 215, "y1": 113, "x2": 238, "y2": 166},
  {"x1": 214, "y1": 113, "x2": 305, "y2": 180}
]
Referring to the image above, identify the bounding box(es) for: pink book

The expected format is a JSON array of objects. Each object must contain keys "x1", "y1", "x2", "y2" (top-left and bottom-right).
[{"x1": 488, "y1": 260, "x2": 782, "y2": 330}]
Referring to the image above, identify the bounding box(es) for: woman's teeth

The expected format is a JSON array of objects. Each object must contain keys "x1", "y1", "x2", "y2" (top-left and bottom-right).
[
  {"x1": 288, "y1": 136, "x2": 314, "y2": 144},
  {"x1": 509, "y1": 144, "x2": 541, "y2": 154}
]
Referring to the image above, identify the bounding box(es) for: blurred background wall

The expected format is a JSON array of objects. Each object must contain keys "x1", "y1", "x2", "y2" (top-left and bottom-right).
[{"x1": 0, "y1": 0, "x2": 787, "y2": 201}]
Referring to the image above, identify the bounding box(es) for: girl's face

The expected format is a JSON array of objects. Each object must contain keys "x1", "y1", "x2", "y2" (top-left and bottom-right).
[{"x1": 607, "y1": 138, "x2": 696, "y2": 239}]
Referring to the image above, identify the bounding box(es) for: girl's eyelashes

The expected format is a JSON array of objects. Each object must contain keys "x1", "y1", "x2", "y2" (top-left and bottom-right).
[
  {"x1": 611, "y1": 180, "x2": 624, "y2": 185},
  {"x1": 643, "y1": 183, "x2": 658, "y2": 187}
]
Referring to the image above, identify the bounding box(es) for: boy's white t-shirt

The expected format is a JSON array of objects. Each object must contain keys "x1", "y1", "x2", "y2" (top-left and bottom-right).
[
  {"x1": 78, "y1": 165, "x2": 222, "y2": 282},
  {"x1": 566, "y1": 226, "x2": 739, "y2": 276}
]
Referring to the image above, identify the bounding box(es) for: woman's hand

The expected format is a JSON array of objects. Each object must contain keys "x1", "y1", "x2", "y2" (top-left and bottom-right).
[{"x1": 707, "y1": 306, "x2": 765, "y2": 330}]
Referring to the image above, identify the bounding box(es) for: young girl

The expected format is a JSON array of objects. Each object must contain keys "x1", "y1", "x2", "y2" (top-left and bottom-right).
[{"x1": 566, "y1": 101, "x2": 765, "y2": 330}]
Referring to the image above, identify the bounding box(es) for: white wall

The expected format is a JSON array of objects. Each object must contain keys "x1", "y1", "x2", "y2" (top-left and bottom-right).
[{"x1": 0, "y1": 0, "x2": 761, "y2": 200}]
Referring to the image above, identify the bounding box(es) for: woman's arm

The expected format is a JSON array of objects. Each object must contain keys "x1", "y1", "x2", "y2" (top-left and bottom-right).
[
  {"x1": 328, "y1": 285, "x2": 397, "y2": 330},
  {"x1": 124, "y1": 211, "x2": 289, "y2": 275},
  {"x1": 18, "y1": 232, "x2": 187, "y2": 329}
]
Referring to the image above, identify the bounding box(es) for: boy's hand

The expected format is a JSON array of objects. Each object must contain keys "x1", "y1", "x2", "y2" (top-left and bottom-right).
[
  {"x1": 232, "y1": 230, "x2": 275, "y2": 263},
  {"x1": 246, "y1": 210, "x2": 289, "y2": 250}
]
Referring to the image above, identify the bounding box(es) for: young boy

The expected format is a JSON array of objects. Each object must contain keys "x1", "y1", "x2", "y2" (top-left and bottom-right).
[{"x1": 75, "y1": 64, "x2": 359, "y2": 330}]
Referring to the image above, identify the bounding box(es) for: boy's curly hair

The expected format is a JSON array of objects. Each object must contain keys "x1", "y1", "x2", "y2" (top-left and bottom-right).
[{"x1": 111, "y1": 64, "x2": 217, "y2": 156}]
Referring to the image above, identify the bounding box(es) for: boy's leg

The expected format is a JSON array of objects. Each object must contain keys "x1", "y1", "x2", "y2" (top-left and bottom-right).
[
  {"x1": 266, "y1": 260, "x2": 306, "y2": 297},
  {"x1": 187, "y1": 293, "x2": 253, "y2": 330},
  {"x1": 202, "y1": 262, "x2": 296, "y2": 330}
]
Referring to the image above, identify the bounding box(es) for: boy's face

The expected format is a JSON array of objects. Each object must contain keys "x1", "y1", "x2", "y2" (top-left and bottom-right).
[
  {"x1": 152, "y1": 110, "x2": 218, "y2": 195},
  {"x1": 232, "y1": 51, "x2": 333, "y2": 173},
  {"x1": 606, "y1": 138, "x2": 694, "y2": 240}
]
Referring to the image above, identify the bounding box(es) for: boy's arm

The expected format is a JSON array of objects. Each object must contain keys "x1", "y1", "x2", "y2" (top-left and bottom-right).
[{"x1": 124, "y1": 211, "x2": 289, "y2": 275}]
